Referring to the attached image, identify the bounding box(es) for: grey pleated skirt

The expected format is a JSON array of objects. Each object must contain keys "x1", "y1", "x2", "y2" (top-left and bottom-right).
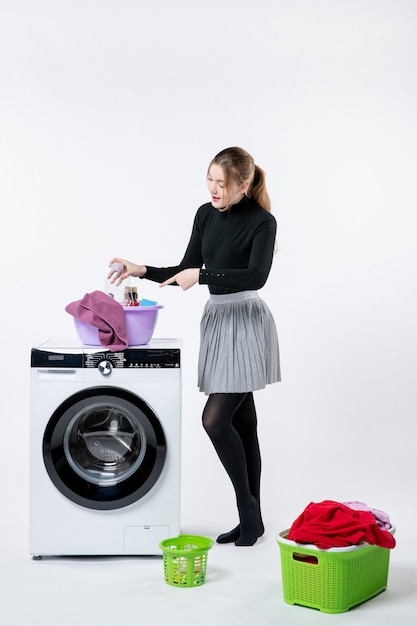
[{"x1": 197, "y1": 291, "x2": 281, "y2": 395}]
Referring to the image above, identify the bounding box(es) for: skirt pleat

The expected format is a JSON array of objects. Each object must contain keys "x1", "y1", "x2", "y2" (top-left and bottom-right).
[{"x1": 198, "y1": 291, "x2": 281, "y2": 395}]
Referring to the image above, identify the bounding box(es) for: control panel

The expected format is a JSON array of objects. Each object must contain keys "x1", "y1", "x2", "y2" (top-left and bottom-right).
[
  {"x1": 31, "y1": 347, "x2": 180, "y2": 369},
  {"x1": 85, "y1": 349, "x2": 180, "y2": 369}
]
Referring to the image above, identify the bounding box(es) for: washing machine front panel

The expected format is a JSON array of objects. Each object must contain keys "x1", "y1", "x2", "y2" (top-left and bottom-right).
[
  {"x1": 30, "y1": 339, "x2": 181, "y2": 556},
  {"x1": 43, "y1": 386, "x2": 167, "y2": 510}
]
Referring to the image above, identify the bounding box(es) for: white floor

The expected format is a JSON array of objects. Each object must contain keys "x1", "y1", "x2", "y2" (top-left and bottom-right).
[{"x1": 2, "y1": 510, "x2": 416, "y2": 626}]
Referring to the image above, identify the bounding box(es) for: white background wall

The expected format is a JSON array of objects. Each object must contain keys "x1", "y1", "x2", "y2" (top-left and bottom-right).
[{"x1": 1, "y1": 0, "x2": 416, "y2": 546}]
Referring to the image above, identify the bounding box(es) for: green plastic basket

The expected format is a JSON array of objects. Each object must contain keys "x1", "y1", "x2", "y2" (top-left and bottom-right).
[
  {"x1": 159, "y1": 535, "x2": 214, "y2": 588},
  {"x1": 276, "y1": 528, "x2": 395, "y2": 613}
]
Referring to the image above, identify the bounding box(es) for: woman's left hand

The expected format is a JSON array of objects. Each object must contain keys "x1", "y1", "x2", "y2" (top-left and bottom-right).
[{"x1": 159, "y1": 268, "x2": 200, "y2": 290}]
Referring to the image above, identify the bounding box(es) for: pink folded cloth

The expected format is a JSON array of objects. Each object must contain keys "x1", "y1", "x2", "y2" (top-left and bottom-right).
[
  {"x1": 344, "y1": 501, "x2": 392, "y2": 530},
  {"x1": 65, "y1": 290, "x2": 128, "y2": 351}
]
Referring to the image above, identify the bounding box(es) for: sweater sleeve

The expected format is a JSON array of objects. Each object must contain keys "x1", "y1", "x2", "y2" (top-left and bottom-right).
[{"x1": 199, "y1": 218, "x2": 276, "y2": 291}]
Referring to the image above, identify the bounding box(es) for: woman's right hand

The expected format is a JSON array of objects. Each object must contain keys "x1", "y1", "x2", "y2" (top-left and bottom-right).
[{"x1": 107, "y1": 258, "x2": 147, "y2": 286}]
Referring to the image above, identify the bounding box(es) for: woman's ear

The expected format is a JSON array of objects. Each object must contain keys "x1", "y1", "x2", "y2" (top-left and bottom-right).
[{"x1": 241, "y1": 181, "x2": 250, "y2": 194}]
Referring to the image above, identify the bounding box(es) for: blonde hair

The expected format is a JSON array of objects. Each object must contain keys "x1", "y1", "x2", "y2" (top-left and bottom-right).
[{"x1": 209, "y1": 147, "x2": 271, "y2": 212}]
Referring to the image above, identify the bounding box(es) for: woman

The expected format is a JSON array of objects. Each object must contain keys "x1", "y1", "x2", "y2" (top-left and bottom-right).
[{"x1": 108, "y1": 147, "x2": 280, "y2": 546}]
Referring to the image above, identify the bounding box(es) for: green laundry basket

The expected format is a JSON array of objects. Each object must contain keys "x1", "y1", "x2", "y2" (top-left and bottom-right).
[
  {"x1": 159, "y1": 535, "x2": 214, "y2": 587},
  {"x1": 276, "y1": 527, "x2": 395, "y2": 613}
]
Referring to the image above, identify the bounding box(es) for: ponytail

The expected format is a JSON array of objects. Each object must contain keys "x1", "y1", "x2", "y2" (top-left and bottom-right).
[{"x1": 248, "y1": 164, "x2": 271, "y2": 213}]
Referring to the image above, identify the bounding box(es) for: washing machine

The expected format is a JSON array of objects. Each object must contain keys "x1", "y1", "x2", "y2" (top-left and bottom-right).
[{"x1": 29, "y1": 338, "x2": 181, "y2": 558}]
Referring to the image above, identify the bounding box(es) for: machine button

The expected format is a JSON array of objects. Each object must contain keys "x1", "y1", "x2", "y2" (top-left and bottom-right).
[{"x1": 98, "y1": 360, "x2": 113, "y2": 376}]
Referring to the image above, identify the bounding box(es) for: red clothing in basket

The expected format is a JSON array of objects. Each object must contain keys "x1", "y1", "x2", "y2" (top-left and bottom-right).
[{"x1": 287, "y1": 500, "x2": 395, "y2": 549}]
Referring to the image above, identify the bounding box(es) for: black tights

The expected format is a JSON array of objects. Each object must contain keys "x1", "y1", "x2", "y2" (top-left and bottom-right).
[{"x1": 202, "y1": 392, "x2": 264, "y2": 546}]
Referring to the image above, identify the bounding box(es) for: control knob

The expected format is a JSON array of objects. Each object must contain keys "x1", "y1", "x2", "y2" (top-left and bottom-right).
[{"x1": 98, "y1": 360, "x2": 113, "y2": 376}]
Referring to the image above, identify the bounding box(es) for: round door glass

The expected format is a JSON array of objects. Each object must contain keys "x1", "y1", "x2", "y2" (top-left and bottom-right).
[
  {"x1": 64, "y1": 403, "x2": 147, "y2": 485},
  {"x1": 43, "y1": 387, "x2": 166, "y2": 510}
]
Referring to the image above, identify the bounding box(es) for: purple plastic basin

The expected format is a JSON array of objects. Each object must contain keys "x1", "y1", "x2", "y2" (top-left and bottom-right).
[{"x1": 73, "y1": 305, "x2": 163, "y2": 346}]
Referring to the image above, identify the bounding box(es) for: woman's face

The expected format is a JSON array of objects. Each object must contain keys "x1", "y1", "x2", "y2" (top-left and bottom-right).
[{"x1": 207, "y1": 163, "x2": 247, "y2": 209}]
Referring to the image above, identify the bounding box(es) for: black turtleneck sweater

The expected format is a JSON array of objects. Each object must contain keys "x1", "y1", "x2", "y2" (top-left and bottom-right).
[{"x1": 144, "y1": 196, "x2": 277, "y2": 295}]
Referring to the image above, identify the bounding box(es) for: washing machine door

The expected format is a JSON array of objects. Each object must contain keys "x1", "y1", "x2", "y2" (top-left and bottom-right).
[{"x1": 43, "y1": 387, "x2": 167, "y2": 510}]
